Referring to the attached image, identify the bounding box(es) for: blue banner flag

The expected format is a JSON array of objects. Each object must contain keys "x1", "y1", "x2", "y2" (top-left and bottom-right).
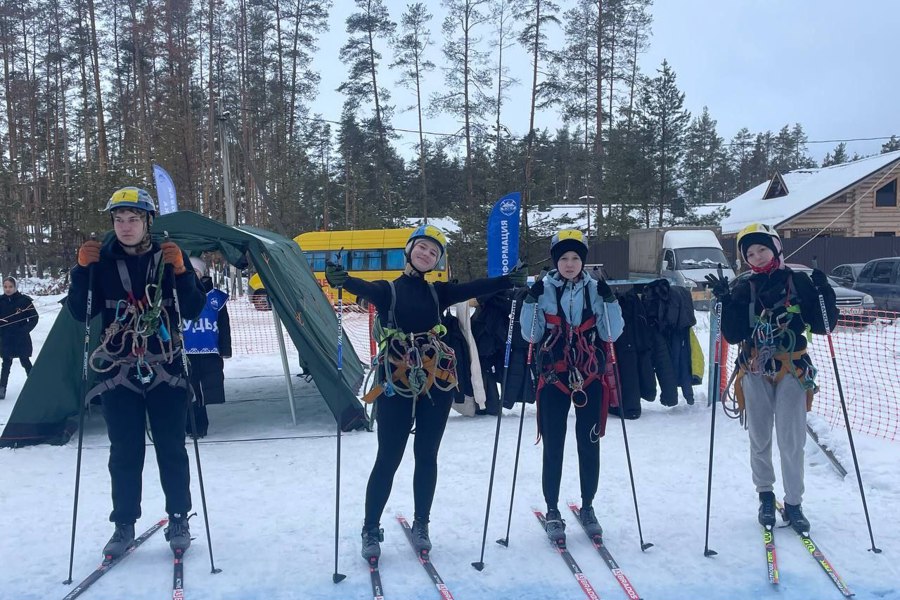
[
  {"x1": 153, "y1": 164, "x2": 178, "y2": 215},
  {"x1": 487, "y1": 192, "x2": 521, "y2": 277}
]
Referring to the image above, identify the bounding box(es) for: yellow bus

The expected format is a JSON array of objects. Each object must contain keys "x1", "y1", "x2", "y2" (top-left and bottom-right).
[{"x1": 248, "y1": 227, "x2": 450, "y2": 308}]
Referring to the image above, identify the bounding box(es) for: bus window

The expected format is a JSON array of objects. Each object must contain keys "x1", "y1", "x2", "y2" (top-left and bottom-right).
[
  {"x1": 309, "y1": 251, "x2": 327, "y2": 271},
  {"x1": 367, "y1": 250, "x2": 382, "y2": 270},
  {"x1": 351, "y1": 250, "x2": 367, "y2": 270},
  {"x1": 386, "y1": 249, "x2": 406, "y2": 270}
]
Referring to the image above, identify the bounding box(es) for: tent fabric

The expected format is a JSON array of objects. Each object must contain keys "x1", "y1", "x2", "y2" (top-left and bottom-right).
[{"x1": 0, "y1": 211, "x2": 367, "y2": 447}]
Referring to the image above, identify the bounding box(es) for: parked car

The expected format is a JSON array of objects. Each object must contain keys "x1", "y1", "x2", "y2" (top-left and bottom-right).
[
  {"x1": 730, "y1": 264, "x2": 876, "y2": 326},
  {"x1": 853, "y1": 257, "x2": 900, "y2": 312},
  {"x1": 789, "y1": 266, "x2": 876, "y2": 325},
  {"x1": 830, "y1": 263, "x2": 866, "y2": 287}
]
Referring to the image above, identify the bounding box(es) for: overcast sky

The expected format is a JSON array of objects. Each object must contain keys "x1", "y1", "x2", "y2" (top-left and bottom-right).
[{"x1": 310, "y1": 0, "x2": 900, "y2": 163}]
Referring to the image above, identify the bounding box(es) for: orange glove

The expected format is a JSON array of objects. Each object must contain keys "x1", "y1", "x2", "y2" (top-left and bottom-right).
[
  {"x1": 161, "y1": 241, "x2": 186, "y2": 275},
  {"x1": 77, "y1": 240, "x2": 102, "y2": 267}
]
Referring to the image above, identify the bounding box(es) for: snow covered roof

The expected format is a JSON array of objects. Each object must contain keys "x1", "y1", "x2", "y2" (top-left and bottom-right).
[{"x1": 721, "y1": 150, "x2": 900, "y2": 235}]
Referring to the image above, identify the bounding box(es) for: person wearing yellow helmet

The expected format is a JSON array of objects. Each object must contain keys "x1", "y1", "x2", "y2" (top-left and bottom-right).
[
  {"x1": 707, "y1": 223, "x2": 838, "y2": 535},
  {"x1": 324, "y1": 223, "x2": 527, "y2": 561},
  {"x1": 520, "y1": 229, "x2": 625, "y2": 543},
  {"x1": 404, "y1": 224, "x2": 448, "y2": 275},
  {"x1": 67, "y1": 186, "x2": 206, "y2": 559}
]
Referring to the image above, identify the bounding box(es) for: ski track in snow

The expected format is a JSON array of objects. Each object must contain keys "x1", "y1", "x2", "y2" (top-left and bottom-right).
[{"x1": 0, "y1": 296, "x2": 898, "y2": 599}]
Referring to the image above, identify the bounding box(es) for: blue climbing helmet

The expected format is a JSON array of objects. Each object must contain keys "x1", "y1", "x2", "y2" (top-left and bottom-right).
[{"x1": 103, "y1": 187, "x2": 157, "y2": 216}]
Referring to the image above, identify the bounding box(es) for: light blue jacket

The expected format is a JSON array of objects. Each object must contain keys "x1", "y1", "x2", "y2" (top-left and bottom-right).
[{"x1": 520, "y1": 270, "x2": 625, "y2": 344}]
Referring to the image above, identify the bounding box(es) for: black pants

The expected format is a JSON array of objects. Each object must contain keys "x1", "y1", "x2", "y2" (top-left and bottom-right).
[
  {"x1": 187, "y1": 354, "x2": 225, "y2": 436},
  {"x1": 101, "y1": 382, "x2": 192, "y2": 524},
  {"x1": 539, "y1": 379, "x2": 603, "y2": 510},
  {"x1": 0, "y1": 356, "x2": 32, "y2": 386},
  {"x1": 364, "y1": 387, "x2": 453, "y2": 529}
]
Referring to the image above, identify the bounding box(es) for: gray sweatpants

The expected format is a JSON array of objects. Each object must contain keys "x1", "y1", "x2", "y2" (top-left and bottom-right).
[{"x1": 741, "y1": 372, "x2": 807, "y2": 505}]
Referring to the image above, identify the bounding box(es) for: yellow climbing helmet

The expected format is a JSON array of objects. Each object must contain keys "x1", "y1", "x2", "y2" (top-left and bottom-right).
[
  {"x1": 550, "y1": 229, "x2": 588, "y2": 264},
  {"x1": 736, "y1": 223, "x2": 782, "y2": 258},
  {"x1": 406, "y1": 224, "x2": 448, "y2": 261},
  {"x1": 103, "y1": 187, "x2": 157, "y2": 216}
]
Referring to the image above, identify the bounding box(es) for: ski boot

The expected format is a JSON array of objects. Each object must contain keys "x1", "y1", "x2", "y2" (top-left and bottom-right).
[
  {"x1": 165, "y1": 513, "x2": 192, "y2": 554},
  {"x1": 545, "y1": 508, "x2": 566, "y2": 544},
  {"x1": 411, "y1": 517, "x2": 432, "y2": 554},
  {"x1": 103, "y1": 523, "x2": 135, "y2": 559},
  {"x1": 782, "y1": 503, "x2": 810, "y2": 535},
  {"x1": 361, "y1": 525, "x2": 384, "y2": 561},
  {"x1": 579, "y1": 506, "x2": 603, "y2": 539},
  {"x1": 758, "y1": 491, "x2": 776, "y2": 529}
]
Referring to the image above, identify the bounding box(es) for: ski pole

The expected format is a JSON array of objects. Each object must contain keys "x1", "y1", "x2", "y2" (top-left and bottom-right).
[
  {"x1": 601, "y1": 288, "x2": 653, "y2": 551},
  {"x1": 166, "y1": 233, "x2": 221, "y2": 574},
  {"x1": 703, "y1": 265, "x2": 725, "y2": 558},
  {"x1": 473, "y1": 276, "x2": 522, "y2": 571},
  {"x1": 496, "y1": 291, "x2": 539, "y2": 548},
  {"x1": 333, "y1": 249, "x2": 347, "y2": 583},
  {"x1": 64, "y1": 237, "x2": 95, "y2": 585},
  {"x1": 816, "y1": 292, "x2": 881, "y2": 553}
]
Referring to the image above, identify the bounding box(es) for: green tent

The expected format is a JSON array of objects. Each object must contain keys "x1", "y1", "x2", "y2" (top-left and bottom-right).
[{"x1": 0, "y1": 211, "x2": 367, "y2": 447}]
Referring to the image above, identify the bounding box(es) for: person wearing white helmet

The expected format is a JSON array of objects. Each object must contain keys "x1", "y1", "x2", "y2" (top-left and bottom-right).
[
  {"x1": 182, "y1": 256, "x2": 232, "y2": 438},
  {"x1": 707, "y1": 223, "x2": 837, "y2": 535},
  {"x1": 68, "y1": 186, "x2": 206, "y2": 559},
  {"x1": 520, "y1": 229, "x2": 624, "y2": 544},
  {"x1": 325, "y1": 224, "x2": 527, "y2": 561}
]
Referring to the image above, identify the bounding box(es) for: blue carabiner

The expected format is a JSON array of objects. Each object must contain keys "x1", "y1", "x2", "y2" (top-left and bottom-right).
[{"x1": 115, "y1": 299, "x2": 130, "y2": 322}]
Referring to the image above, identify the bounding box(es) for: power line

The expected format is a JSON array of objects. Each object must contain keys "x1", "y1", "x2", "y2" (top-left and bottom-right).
[{"x1": 231, "y1": 105, "x2": 898, "y2": 148}]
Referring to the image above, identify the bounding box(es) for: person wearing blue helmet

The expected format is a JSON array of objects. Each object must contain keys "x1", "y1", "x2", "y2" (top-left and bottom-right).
[
  {"x1": 325, "y1": 224, "x2": 527, "y2": 561},
  {"x1": 68, "y1": 187, "x2": 205, "y2": 559}
]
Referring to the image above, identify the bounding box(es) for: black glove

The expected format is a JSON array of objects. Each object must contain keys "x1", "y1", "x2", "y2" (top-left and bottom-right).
[
  {"x1": 508, "y1": 263, "x2": 528, "y2": 287},
  {"x1": 704, "y1": 272, "x2": 730, "y2": 299},
  {"x1": 811, "y1": 268, "x2": 828, "y2": 288},
  {"x1": 324, "y1": 260, "x2": 348, "y2": 288},
  {"x1": 524, "y1": 278, "x2": 545, "y2": 304},
  {"x1": 595, "y1": 278, "x2": 614, "y2": 302}
]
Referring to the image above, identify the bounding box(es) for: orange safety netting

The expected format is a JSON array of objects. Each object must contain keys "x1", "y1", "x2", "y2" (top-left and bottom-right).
[
  {"x1": 725, "y1": 308, "x2": 900, "y2": 442},
  {"x1": 227, "y1": 297, "x2": 374, "y2": 366}
]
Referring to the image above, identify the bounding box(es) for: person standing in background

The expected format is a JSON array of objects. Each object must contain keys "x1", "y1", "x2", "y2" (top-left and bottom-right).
[
  {"x1": 0, "y1": 276, "x2": 39, "y2": 400},
  {"x1": 183, "y1": 256, "x2": 232, "y2": 438}
]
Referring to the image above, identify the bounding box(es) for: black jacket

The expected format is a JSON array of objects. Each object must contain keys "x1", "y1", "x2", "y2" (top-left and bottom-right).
[
  {"x1": 67, "y1": 237, "x2": 206, "y2": 365},
  {"x1": 0, "y1": 291, "x2": 39, "y2": 358},
  {"x1": 721, "y1": 268, "x2": 837, "y2": 351}
]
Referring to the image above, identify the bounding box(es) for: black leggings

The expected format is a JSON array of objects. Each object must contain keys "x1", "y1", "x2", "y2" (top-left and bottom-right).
[
  {"x1": 539, "y1": 379, "x2": 603, "y2": 510},
  {"x1": 364, "y1": 387, "x2": 453, "y2": 529},
  {"x1": 0, "y1": 356, "x2": 32, "y2": 387}
]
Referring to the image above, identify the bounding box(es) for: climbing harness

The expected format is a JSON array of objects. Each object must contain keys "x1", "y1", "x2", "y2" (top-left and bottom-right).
[
  {"x1": 361, "y1": 280, "x2": 459, "y2": 427},
  {"x1": 533, "y1": 278, "x2": 608, "y2": 443},
  {"x1": 87, "y1": 250, "x2": 186, "y2": 399},
  {"x1": 722, "y1": 274, "x2": 819, "y2": 425}
]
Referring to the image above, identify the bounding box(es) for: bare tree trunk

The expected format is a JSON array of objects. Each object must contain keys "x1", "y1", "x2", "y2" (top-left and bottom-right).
[
  {"x1": 205, "y1": 0, "x2": 216, "y2": 216},
  {"x1": 523, "y1": 0, "x2": 543, "y2": 253},
  {"x1": 592, "y1": 0, "x2": 603, "y2": 236},
  {"x1": 87, "y1": 0, "x2": 108, "y2": 174},
  {"x1": 1, "y1": 18, "x2": 19, "y2": 179},
  {"x1": 76, "y1": 0, "x2": 93, "y2": 167}
]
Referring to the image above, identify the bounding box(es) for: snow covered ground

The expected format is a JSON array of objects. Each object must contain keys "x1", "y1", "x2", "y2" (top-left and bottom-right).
[{"x1": 1, "y1": 299, "x2": 898, "y2": 599}]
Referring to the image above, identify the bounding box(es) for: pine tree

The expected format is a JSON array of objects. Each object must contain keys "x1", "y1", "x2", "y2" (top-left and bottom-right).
[
  {"x1": 822, "y1": 142, "x2": 848, "y2": 166},
  {"x1": 338, "y1": 0, "x2": 397, "y2": 215},
  {"x1": 881, "y1": 135, "x2": 900, "y2": 153},
  {"x1": 681, "y1": 107, "x2": 730, "y2": 209},
  {"x1": 638, "y1": 60, "x2": 690, "y2": 225},
  {"x1": 392, "y1": 2, "x2": 435, "y2": 220}
]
